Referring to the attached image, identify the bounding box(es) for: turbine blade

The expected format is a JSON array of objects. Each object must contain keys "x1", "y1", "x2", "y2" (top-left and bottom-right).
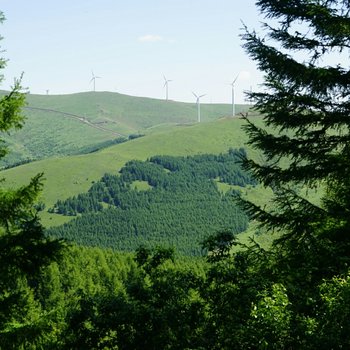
[
  {"x1": 192, "y1": 92, "x2": 198, "y2": 98},
  {"x1": 232, "y1": 73, "x2": 239, "y2": 84}
]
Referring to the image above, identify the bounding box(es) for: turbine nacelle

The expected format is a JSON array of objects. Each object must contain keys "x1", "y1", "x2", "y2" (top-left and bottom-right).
[
  {"x1": 231, "y1": 73, "x2": 239, "y2": 87},
  {"x1": 230, "y1": 73, "x2": 239, "y2": 116},
  {"x1": 163, "y1": 75, "x2": 172, "y2": 100},
  {"x1": 192, "y1": 91, "x2": 206, "y2": 123},
  {"x1": 90, "y1": 70, "x2": 101, "y2": 91},
  {"x1": 192, "y1": 92, "x2": 206, "y2": 102}
]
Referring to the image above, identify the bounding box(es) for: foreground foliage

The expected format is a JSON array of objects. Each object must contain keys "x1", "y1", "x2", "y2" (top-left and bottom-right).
[
  {"x1": 0, "y1": 12, "x2": 64, "y2": 349},
  {"x1": 235, "y1": 0, "x2": 350, "y2": 347},
  {"x1": 2, "y1": 1, "x2": 350, "y2": 348}
]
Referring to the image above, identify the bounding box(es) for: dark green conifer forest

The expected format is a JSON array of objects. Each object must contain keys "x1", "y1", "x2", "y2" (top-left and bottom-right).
[
  {"x1": 47, "y1": 150, "x2": 254, "y2": 255},
  {"x1": 1, "y1": 1, "x2": 350, "y2": 349}
]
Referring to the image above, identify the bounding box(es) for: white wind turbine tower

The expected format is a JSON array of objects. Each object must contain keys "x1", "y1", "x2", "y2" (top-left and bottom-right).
[
  {"x1": 192, "y1": 92, "x2": 206, "y2": 123},
  {"x1": 90, "y1": 71, "x2": 101, "y2": 92},
  {"x1": 163, "y1": 75, "x2": 172, "y2": 101},
  {"x1": 230, "y1": 74, "x2": 239, "y2": 117}
]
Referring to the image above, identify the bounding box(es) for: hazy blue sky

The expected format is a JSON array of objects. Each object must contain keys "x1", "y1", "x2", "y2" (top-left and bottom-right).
[{"x1": 1, "y1": 1, "x2": 265, "y2": 103}]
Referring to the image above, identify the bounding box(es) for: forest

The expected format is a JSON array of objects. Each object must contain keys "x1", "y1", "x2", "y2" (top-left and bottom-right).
[
  {"x1": 47, "y1": 150, "x2": 255, "y2": 255},
  {"x1": 2, "y1": 1, "x2": 350, "y2": 349}
]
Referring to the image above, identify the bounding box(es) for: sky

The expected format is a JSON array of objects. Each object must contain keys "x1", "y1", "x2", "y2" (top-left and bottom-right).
[{"x1": 1, "y1": 0, "x2": 265, "y2": 104}]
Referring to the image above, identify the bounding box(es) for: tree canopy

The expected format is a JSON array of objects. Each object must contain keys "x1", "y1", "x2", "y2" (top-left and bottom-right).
[
  {"x1": 231, "y1": 0, "x2": 350, "y2": 347},
  {"x1": 0, "y1": 12, "x2": 64, "y2": 349},
  {"x1": 1, "y1": 1, "x2": 350, "y2": 348}
]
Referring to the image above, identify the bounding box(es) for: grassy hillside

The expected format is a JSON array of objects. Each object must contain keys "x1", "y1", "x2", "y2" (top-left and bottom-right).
[
  {"x1": 0, "y1": 91, "x2": 253, "y2": 167},
  {"x1": 24, "y1": 91, "x2": 251, "y2": 129},
  {"x1": 47, "y1": 150, "x2": 254, "y2": 255},
  {"x1": 1, "y1": 117, "x2": 264, "y2": 227}
]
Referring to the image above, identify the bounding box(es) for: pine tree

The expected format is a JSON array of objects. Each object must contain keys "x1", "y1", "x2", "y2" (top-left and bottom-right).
[
  {"x1": 0, "y1": 12, "x2": 64, "y2": 349},
  {"x1": 236, "y1": 0, "x2": 350, "y2": 346},
  {"x1": 241, "y1": 0, "x2": 350, "y2": 178},
  {"x1": 240, "y1": 0, "x2": 350, "y2": 274}
]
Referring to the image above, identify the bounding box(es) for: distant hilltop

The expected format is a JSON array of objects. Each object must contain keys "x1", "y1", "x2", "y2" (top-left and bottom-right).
[{"x1": 0, "y1": 90, "x2": 254, "y2": 169}]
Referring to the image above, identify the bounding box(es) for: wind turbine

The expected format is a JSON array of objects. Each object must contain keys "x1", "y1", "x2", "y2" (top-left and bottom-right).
[
  {"x1": 230, "y1": 74, "x2": 239, "y2": 117},
  {"x1": 192, "y1": 92, "x2": 206, "y2": 123},
  {"x1": 163, "y1": 75, "x2": 172, "y2": 101},
  {"x1": 90, "y1": 70, "x2": 101, "y2": 92}
]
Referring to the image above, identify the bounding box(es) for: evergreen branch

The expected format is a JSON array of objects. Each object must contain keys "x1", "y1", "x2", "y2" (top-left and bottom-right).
[
  {"x1": 242, "y1": 29, "x2": 349, "y2": 95},
  {"x1": 236, "y1": 186, "x2": 326, "y2": 238},
  {"x1": 257, "y1": 0, "x2": 350, "y2": 47}
]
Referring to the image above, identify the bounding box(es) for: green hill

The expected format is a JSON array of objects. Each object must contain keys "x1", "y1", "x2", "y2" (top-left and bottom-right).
[
  {"x1": 47, "y1": 150, "x2": 255, "y2": 255},
  {"x1": 0, "y1": 91, "x2": 253, "y2": 167},
  {"x1": 1, "y1": 116, "x2": 264, "y2": 227}
]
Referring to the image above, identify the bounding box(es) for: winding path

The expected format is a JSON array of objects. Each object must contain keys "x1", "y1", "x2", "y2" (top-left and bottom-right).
[{"x1": 24, "y1": 106, "x2": 125, "y2": 137}]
